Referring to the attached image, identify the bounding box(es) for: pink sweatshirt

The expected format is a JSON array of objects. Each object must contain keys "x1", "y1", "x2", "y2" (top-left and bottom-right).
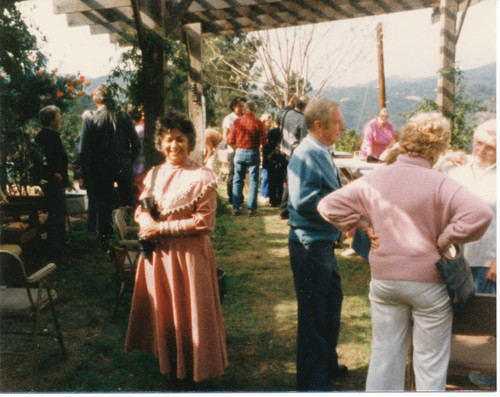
[{"x1": 318, "y1": 154, "x2": 493, "y2": 283}]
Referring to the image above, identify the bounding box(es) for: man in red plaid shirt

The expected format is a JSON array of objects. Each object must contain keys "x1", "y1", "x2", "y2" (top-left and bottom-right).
[{"x1": 227, "y1": 101, "x2": 268, "y2": 216}]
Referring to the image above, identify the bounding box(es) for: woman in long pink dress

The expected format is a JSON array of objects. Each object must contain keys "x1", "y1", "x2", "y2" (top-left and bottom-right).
[{"x1": 124, "y1": 112, "x2": 228, "y2": 386}]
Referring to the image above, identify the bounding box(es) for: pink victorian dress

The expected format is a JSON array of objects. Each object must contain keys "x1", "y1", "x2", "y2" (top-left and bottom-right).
[
  {"x1": 360, "y1": 118, "x2": 395, "y2": 158},
  {"x1": 124, "y1": 157, "x2": 228, "y2": 382}
]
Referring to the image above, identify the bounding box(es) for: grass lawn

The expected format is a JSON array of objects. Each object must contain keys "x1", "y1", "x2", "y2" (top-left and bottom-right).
[{"x1": 0, "y1": 184, "x2": 480, "y2": 392}]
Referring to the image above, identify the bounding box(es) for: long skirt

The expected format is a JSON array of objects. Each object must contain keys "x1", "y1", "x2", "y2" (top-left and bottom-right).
[{"x1": 124, "y1": 234, "x2": 228, "y2": 382}]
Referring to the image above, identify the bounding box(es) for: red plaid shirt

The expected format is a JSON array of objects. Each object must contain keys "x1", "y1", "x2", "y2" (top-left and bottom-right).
[{"x1": 227, "y1": 113, "x2": 268, "y2": 149}]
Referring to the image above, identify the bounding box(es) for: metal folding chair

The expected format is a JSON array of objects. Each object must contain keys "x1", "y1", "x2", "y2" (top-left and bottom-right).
[{"x1": 0, "y1": 245, "x2": 67, "y2": 360}]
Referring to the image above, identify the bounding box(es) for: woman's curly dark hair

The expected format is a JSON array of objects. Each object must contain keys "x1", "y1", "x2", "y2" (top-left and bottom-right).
[{"x1": 154, "y1": 111, "x2": 196, "y2": 153}]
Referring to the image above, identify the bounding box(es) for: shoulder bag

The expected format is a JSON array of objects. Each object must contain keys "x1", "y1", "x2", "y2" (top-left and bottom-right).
[{"x1": 435, "y1": 244, "x2": 475, "y2": 317}]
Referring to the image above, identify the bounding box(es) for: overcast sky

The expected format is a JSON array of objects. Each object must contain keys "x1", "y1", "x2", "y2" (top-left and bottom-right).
[{"x1": 18, "y1": 0, "x2": 496, "y2": 87}]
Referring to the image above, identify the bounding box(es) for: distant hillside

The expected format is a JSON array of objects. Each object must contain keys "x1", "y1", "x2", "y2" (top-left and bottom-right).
[
  {"x1": 86, "y1": 63, "x2": 496, "y2": 132},
  {"x1": 324, "y1": 63, "x2": 496, "y2": 132}
]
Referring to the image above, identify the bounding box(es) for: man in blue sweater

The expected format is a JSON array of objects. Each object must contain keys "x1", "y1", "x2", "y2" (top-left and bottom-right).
[{"x1": 287, "y1": 98, "x2": 347, "y2": 391}]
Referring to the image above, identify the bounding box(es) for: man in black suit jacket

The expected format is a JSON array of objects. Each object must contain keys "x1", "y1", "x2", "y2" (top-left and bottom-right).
[{"x1": 73, "y1": 85, "x2": 140, "y2": 249}]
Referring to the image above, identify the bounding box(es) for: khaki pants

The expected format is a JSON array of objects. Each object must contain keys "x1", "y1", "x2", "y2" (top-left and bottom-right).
[{"x1": 366, "y1": 279, "x2": 452, "y2": 391}]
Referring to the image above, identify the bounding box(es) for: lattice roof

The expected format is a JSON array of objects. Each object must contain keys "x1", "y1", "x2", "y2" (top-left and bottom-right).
[{"x1": 51, "y1": 0, "x2": 479, "y2": 44}]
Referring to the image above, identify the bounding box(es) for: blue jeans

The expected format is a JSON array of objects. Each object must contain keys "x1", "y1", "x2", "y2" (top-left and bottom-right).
[
  {"x1": 232, "y1": 149, "x2": 260, "y2": 210},
  {"x1": 289, "y1": 239, "x2": 343, "y2": 391},
  {"x1": 259, "y1": 168, "x2": 269, "y2": 198},
  {"x1": 471, "y1": 266, "x2": 496, "y2": 295}
]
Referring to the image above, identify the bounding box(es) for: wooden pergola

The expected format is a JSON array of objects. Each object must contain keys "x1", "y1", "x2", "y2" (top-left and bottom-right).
[{"x1": 51, "y1": 0, "x2": 482, "y2": 161}]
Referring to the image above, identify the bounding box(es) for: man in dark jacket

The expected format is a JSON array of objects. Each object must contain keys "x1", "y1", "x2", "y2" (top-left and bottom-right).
[
  {"x1": 35, "y1": 105, "x2": 69, "y2": 255},
  {"x1": 73, "y1": 85, "x2": 140, "y2": 249}
]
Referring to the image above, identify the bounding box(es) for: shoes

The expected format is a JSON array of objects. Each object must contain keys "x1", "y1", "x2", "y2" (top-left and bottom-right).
[
  {"x1": 329, "y1": 364, "x2": 348, "y2": 380},
  {"x1": 232, "y1": 208, "x2": 241, "y2": 216},
  {"x1": 258, "y1": 196, "x2": 269, "y2": 205},
  {"x1": 341, "y1": 248, "x2": 356, "y2": 257},
  {"x1": 279, "y1": 213, "x2": 289, "y2": 220},
  {"x1": 248, "y1": 209, "x2": 257, "y2": 217}
]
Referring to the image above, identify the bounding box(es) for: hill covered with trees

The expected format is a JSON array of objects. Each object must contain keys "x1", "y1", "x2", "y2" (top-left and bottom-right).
[{"x1": 325, "y1": 63, "x2": 496, "y2": 132}]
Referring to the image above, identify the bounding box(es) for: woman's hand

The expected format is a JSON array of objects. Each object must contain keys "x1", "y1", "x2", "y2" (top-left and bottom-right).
[
  {"x1": 363, "y1": 226, "x2": 379, "y2": 251},
  {"x1": 139, "y1": 221, "x2": 161, "y2": 240},
  {"x1": 487, "y1": 258, "x2": 496, "y2": 282}
]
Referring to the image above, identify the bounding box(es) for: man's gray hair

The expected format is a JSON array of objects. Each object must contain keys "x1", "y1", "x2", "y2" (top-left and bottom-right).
[
  {"x1": 244, "y1": 101, "x2": 258, "y2": 114},
  {"x1": 39, "y1": 105, "x2": 60, "y2": 127},
  {"x1": 473, "y1": 119, "x2": 496, "y2": 146},
  {"x1": 304, "y1": 98, "x2": 339, "y2": 130}
]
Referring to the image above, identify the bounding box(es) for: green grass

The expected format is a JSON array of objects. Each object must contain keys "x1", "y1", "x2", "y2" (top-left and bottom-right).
[{"x1": 0, "y1": 185, "x2": 373, "y2": 392}]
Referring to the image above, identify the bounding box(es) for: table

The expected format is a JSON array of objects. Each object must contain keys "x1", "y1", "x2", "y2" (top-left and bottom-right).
[
  {"x1": 334, "y1": 156, "x2": 384, "y2": 181},
  {"x1": 0, "y1": 196, "x2": 45, "y2": 246}
]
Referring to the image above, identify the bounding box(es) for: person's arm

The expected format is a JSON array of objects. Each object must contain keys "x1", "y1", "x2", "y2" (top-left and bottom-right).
[
  {"x1": 74, "y1": 118, "x2": 92, "y2": 189},
  {"x1": 436, "y1": 181, "x2": 494, "y2": 252},
  {"x1": 123, "y1": 113, "x2": 141, "y2": 161},
  {"x1": 486, "y1": 258, "x2": 496, "y2": 282},
  {"x1": 227, "y1": 122, "x2": 237, "y2": 150},
  {"x1": 360, "y1": 122, "x2": 374, "y2": 157},
  {"x1": 317, "y1": 179, "x2": 371, "y2": 232}
]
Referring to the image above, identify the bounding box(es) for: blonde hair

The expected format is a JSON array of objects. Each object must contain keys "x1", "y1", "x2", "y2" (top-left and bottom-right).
[{"x1": 398, "y1": 112, "x2": 451, "y2": 159}]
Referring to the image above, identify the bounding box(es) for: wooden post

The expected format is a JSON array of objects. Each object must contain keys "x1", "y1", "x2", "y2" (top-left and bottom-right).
[
  {"x1": 184, "y1": 23, "x2": 204, "y2": 164},
  {"x1": 376, "y1": 23, "x2": 386, "y2": 109},
  {"x1": 437, "y1": 0, "x2": 458, "y2": 119}
]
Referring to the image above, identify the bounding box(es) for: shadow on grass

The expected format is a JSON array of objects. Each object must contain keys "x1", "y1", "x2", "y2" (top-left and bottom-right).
[{"x1": 0, "y1": 189, "x2": 372, "y2": 392}]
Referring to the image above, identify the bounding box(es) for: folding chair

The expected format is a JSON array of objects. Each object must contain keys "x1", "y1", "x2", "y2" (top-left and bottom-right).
[
  {"x1": 111, "y1": 208, "x2": 141, "y2": 318},
  {"x1": 0, "y1": 245, "x2": 67, "y2": 360},
  {"x1": 405, "y1": 293, "x2": 496, "y2": 390}
]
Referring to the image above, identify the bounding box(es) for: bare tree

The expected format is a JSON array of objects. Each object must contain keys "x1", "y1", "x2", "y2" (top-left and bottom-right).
[{"x1": 205, "y1": 20, "x2": 377, "y2": 111}]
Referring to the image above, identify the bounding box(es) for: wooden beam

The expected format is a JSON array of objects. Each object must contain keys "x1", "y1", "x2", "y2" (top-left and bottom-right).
[
  {"x1": 184, "y1": 23, "x2": 204, "y2": 164},
  {"x1": 89, "y1": 21, "x2": 135, "y2": 34},
  {"x1": 53, "y1": 0, "x2": 131, "y2": 14},
  {"x1": 437, "y1": 0, "x2": 458, "y2": 118}
]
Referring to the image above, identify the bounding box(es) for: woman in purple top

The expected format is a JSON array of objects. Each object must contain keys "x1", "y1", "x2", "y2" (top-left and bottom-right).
[
  {"x1": 360, "y1": 108, "x2": 395, "y2": 158},
  {"x1": 318, "y1": 112, "x2": 493, "y2": 392}
]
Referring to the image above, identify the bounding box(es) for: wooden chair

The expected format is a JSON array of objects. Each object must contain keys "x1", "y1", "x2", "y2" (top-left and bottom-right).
[
  {"x1": 406, "y1": 293, "x2": 496, "y2": 390},
  {"x1": 0, "y1": 245, "x2": 67, "y2": 360},
  {"x1": 111, "y1": 208, "x2": 141, "y2": 318}
]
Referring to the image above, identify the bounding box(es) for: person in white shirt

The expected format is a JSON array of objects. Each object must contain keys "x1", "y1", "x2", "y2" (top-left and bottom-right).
[{"x1": 449, "y1": 119, "x2": 496, "y2": 295}]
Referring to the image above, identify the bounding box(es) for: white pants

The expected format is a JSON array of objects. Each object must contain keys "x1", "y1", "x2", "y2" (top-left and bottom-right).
[{"x1": 366, "y1": 279, "x2": 452, "y2": 392}]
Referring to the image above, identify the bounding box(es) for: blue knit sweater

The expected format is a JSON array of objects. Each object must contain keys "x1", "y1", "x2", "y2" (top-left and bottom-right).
[{"x1": 287, "y1": 135, "x2": 341, "y2": 245}]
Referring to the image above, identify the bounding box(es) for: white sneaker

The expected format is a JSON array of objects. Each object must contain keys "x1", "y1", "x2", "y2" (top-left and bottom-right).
[{"x1": 341, "y1": 248, "x2": 356, "y2": 257}]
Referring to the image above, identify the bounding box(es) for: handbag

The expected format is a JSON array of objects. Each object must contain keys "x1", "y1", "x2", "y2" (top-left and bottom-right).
[{"x1": 435, "y1": 244, "x2": 475, "y2": 317}]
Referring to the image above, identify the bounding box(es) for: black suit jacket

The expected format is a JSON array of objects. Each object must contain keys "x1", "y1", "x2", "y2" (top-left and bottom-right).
[{"x1": 73, "y1": 106, "x2": 140, "y2": 184}]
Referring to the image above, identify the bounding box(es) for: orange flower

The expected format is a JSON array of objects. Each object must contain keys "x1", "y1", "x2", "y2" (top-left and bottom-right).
[
  {"x1": 85, "y1": 81, "x2": 91, "y2": 87},
  {"x1": 65, "y1": 73, "x2": 70, "y2": 78},
  {"x1": 37, "y1": 70, "x2": 44, "y2": 76},
  {"x1": 67, "y1": 86, "x2": 74, "y2": 92},
  {"x1": 51, "y1": 77, "x2": 56, "y2": 82},
  {"x1": 77, "y1": 90, "x2": 83, "y2": 96},
  {"x1": 79, "y1": 76, "x2": 85, "y2": 83},
  {"x1": 56, "y1": 91, "x2": 64, "y2": 98},
  {"x1": 52, "y1": 68, "x2": 58, "y2": 73}
]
